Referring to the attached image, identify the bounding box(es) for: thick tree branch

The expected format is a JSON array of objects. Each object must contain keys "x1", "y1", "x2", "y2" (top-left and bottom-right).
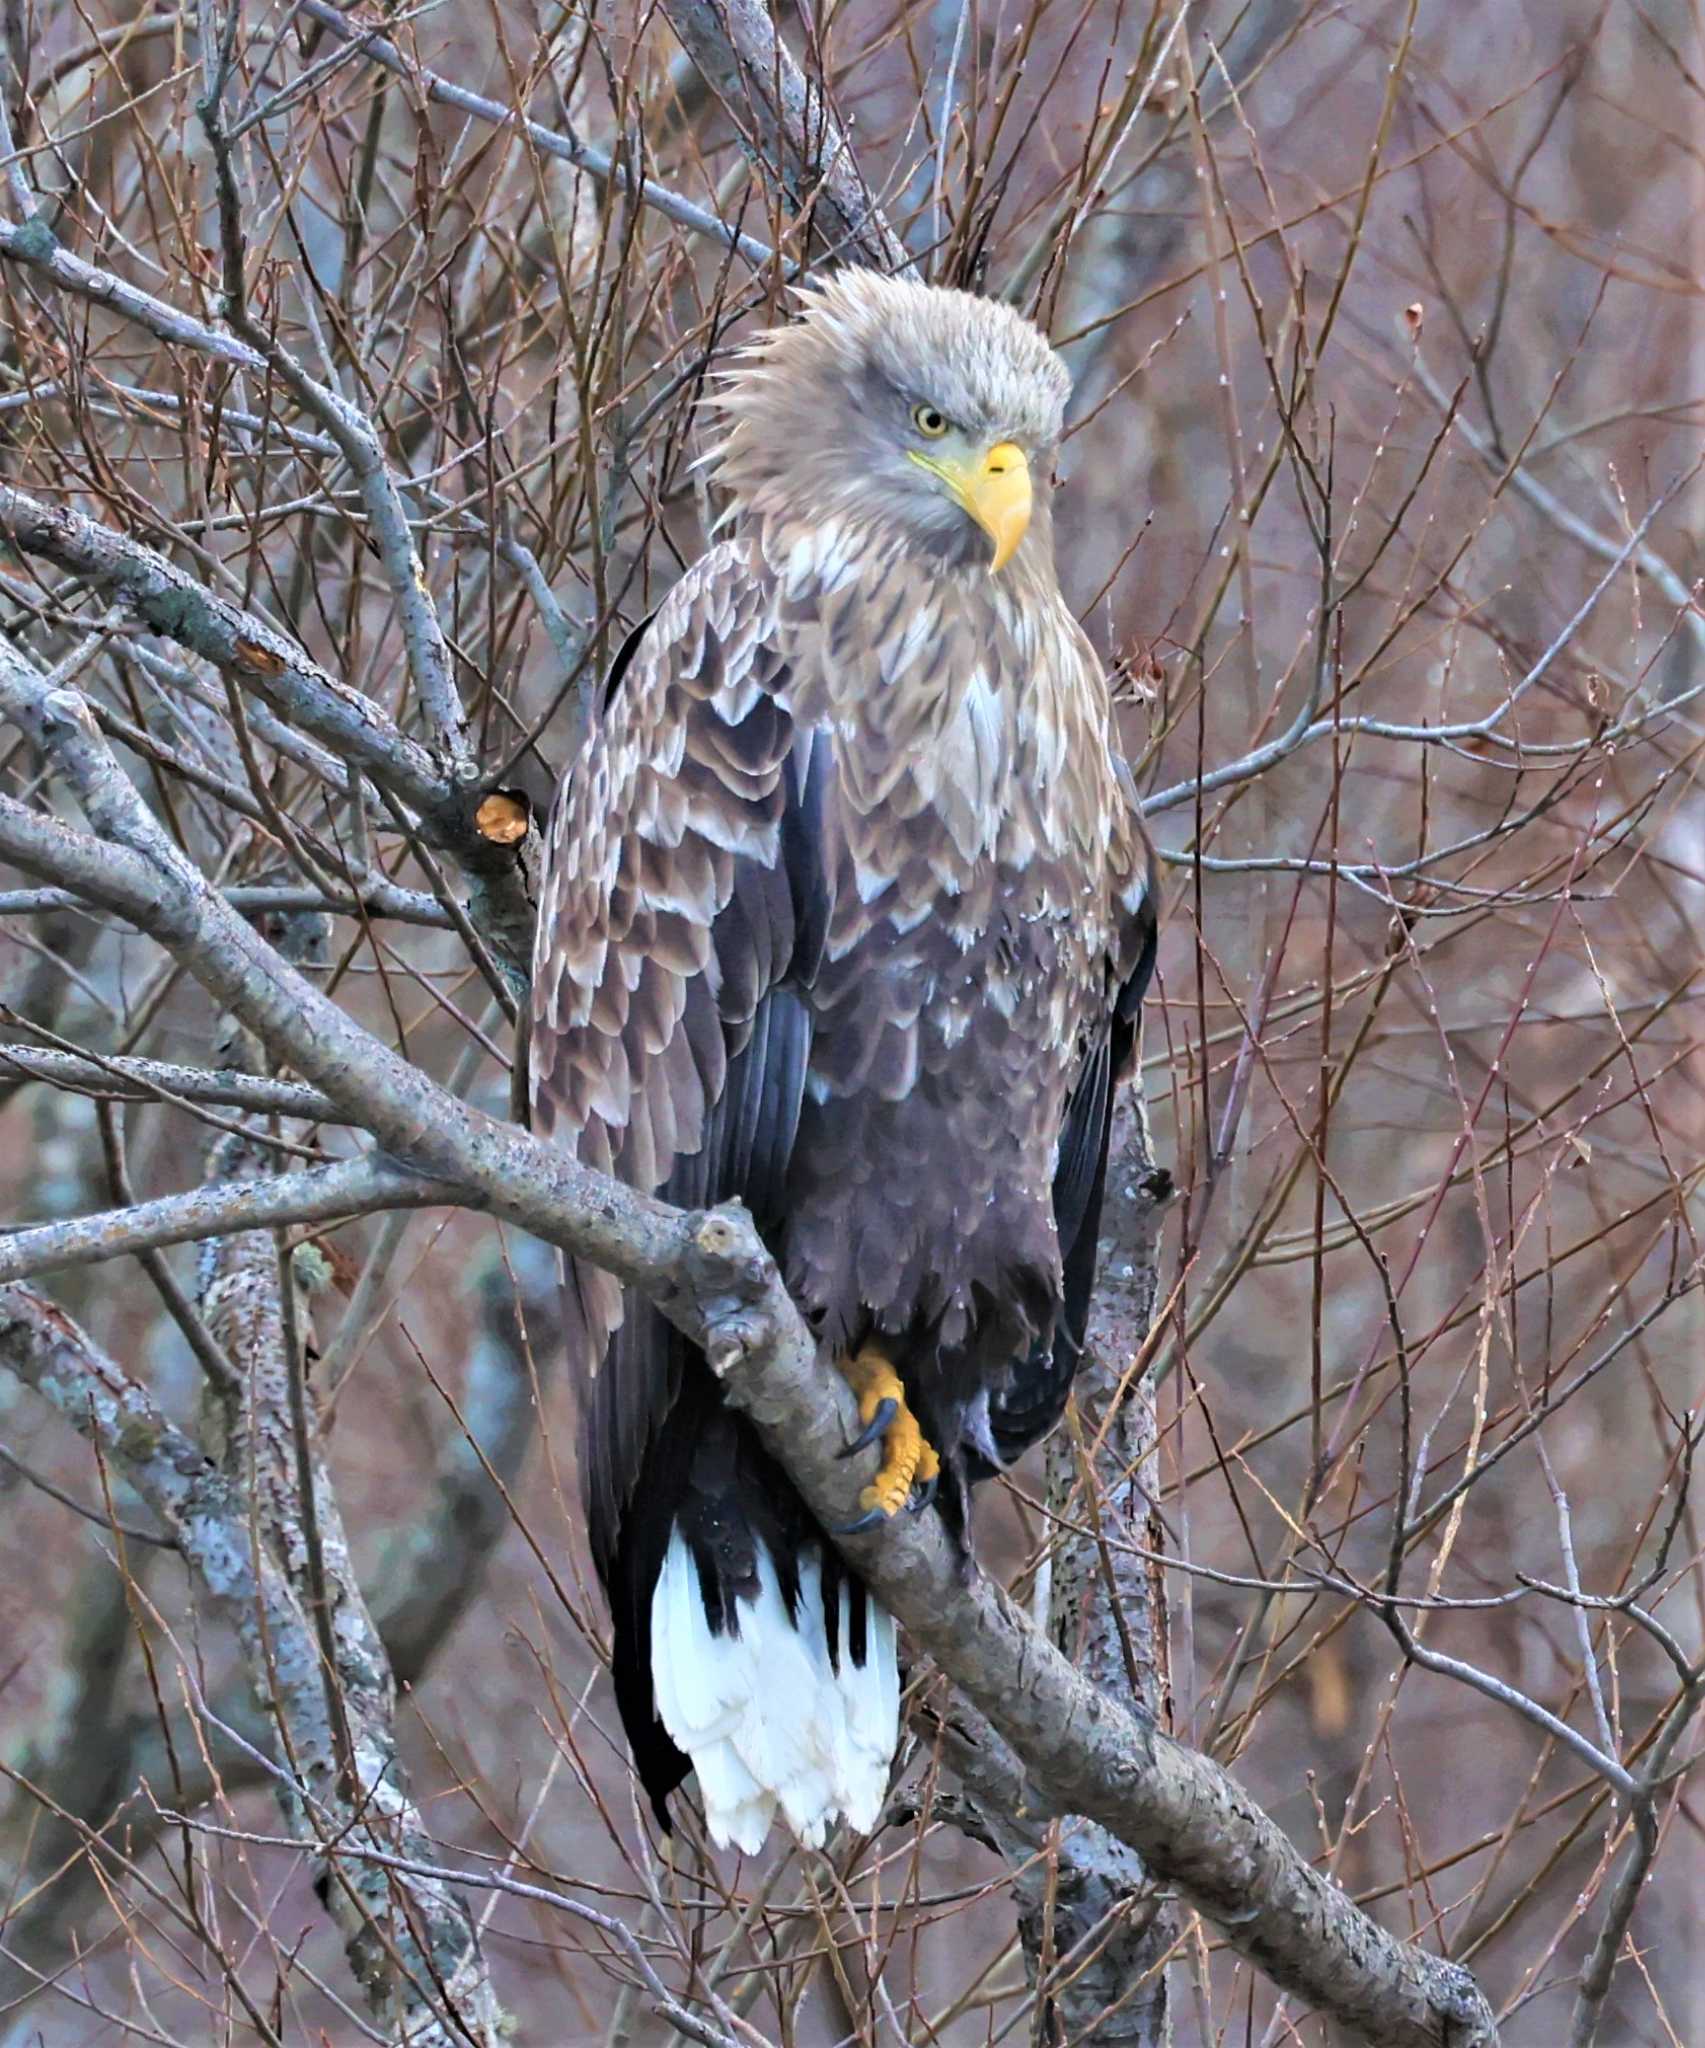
[
  {"x1": 0, "y1": 880, "x2": 457, "y2": 927},
  {"x1": 0, "y1": 1045, "x2": 345, "y2": 1121},
  {"x1": 658, "y1": 0, "x2": 910, "y2": 269},
  {"x1": 0, "y1": 768, "x2": 702, "y2": 1296},
  {"x1": 0, "y1": 621, "x2": 1500, "y2": 2047},
  {"x1": 0, "y1": 213, "x2": 264, "y2": 368},
  {"x1": 0, "y1": 1283, "x2": 506, "y2": 2046},
  {"x1": 698, "y1": 1255, "x2": 1498, "y2": 2048},
  {"x1": 0, "y1": 1154, "x2": 451, "y2": 1285},
  {"x1": 0, "y1": 637, "x2": 722, "y2": 1308}
]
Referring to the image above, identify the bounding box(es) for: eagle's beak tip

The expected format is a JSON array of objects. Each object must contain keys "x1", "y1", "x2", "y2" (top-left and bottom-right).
[
  {"x1": 915, "y1": 440, "x2": 1034, "y2": 573},
  {"x1": 971, "y1": 442, "x2": 1032, "y2": 573}
]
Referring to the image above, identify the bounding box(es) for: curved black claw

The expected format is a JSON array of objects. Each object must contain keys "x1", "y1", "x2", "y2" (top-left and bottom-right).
[
  {"x1": 837, "y1": 1395, "x2": 899, "y2": 1460},
  {"x1": 831, "y1": 1504, "x2": 892, "y2": 1536},
  {"x1": 907, "y1": 1472, "x2": 940, "y2": 1515}
]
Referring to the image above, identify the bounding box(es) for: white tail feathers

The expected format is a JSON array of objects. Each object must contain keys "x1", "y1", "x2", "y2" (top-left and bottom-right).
[{"x1": 650, "y1": 1530, "x2": 898, "y2": 1854}]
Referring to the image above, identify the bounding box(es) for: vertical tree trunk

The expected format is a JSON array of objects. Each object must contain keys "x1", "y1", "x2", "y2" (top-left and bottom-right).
[
  {"x1": 1025, "y1": 1090, "x2": 1174, "y2": 2044},
  {"x1": 194, "y1": 907, "x2": 509, "y2": 2046}
]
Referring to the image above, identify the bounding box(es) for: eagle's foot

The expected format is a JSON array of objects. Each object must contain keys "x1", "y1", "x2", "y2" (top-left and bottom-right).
[{"x1": 835, "y1": 1349, "x2": 941, "y2": 1528}]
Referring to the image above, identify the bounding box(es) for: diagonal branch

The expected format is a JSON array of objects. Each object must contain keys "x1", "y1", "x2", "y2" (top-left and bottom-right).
[
  {"x1": 0, "y1": 1282, "x2": 506, "y2": 2047},
  {"x1": 0, "y1": 483, "x2": 446, "y2": 814},
  {"x1": 0, "y1": 1153, "x2": 450, "y2": 1284},
  {"x1": 288, "y1": 0, "x2": 776, "y2": 270},
  {"x1": 0, "y1": 611, "x2": 1502, "y2": 2048},
  {"x1": 0, "y1": 484, "x2": 536, "y2": 982},
  {"x1": 695, "y1": 1252, "x2": 1499, "y2": 2048},
  {"x1": 0, "y1": 212, "x2": 264, "y2": 368},
  {"x1": 658, "y1": 0, "x2": 910, "y2": 270}
]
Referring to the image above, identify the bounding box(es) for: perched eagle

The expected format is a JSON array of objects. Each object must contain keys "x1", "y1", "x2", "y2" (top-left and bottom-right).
[{"x1": 531, "y1": 271, "x2": 1156, "y2": 1853}]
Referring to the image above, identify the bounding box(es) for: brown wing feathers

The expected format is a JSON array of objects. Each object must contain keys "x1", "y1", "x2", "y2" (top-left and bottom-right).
[{"x1": 532, "y1": 546, "x2": 852, "y2": 1820}]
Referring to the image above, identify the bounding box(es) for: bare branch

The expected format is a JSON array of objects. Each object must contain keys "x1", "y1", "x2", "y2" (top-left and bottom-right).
[
  {"x1": 658, "y1": 0, "x2": 910, "y2": 269},
  {"x1": 698, "y1": 1236, "x2": 1499, "y2": 2048},
  {"x1": 0, "y1": 1043, "x2": 344, "y2": 1121},
  {"x1": 0, "y1": 516, "x2": 1499, "y2": 2048},
  {"x1": 0, "y1": 486, "x2": 536, "y2": 980},
  {"x1": 0, "y1": 1282, "x2": 508, "y2": 2046},
  {"x1": 0, "y1": 214, "x2": 265, "y2": 369},
  {"x1": 289, "y1": 0, "x2": 777, "y2": 271},
  {"x1": 1140, "y1": 467, "x2": 1692, "y2": 817},
  {"x1": 1567, "y1": 1804, "x2": 1662, "y2": 2048},
  {"x1": 197, "y1": 42, "x2": 468, "y2": 767},
  {"x1": 0, "y1": 484, "x2": 447, "y2": 815},
  {"x1": 0, "y1": 1152, "x2": 448, "y2": 1286}
]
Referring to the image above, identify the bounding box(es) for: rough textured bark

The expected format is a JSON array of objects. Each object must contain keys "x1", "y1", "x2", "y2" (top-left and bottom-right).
[
  {"x1": 198, "y1": 905, "x2": 508, "y2": 2043},
  {"x1": 1024, "y1": 1092, "x2": 1175, "y2": 2043},
  {"x1": 0, "y1": 1284, "x2": 508, "y2": 2048},
  {"x1": 657, "y1": 0, "x2": 911, "y2": 269},
  {"x1": 0, "y1": 633, "x2": 1502, "y2": 2045}
]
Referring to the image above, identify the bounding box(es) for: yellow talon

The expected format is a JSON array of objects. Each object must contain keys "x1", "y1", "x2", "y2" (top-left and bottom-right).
[{"x1": 840, "y1": 1348, "x2": 939, "y2": 1518}]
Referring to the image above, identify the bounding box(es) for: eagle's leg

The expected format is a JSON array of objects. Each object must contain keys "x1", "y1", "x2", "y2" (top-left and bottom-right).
[{"x1": 836, "y1": 1348, "x2": 942, "y2": 1526}]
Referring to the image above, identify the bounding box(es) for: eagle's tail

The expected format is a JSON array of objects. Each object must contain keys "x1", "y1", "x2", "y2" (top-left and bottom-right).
[{"x1": 650, "y1": 1528, "x2": 898, "y2": 1853}]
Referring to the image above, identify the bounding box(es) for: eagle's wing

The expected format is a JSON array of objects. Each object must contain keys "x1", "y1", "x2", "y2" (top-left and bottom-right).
[
  {"x1": 977, "y1": 831, "x2": 1158, "y2": 1468},
  {"x1": 530, "y1": 540, "x2": 820, "y2": 1574}
]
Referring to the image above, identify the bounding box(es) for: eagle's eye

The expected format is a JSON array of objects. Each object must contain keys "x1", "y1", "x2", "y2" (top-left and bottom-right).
[{"x1": 912, "y1": 403, "x2": 950, "y2": 439}]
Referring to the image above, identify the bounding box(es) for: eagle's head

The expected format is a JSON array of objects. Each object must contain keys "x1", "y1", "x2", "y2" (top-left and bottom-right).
[{"x1": 707, "y1": 271, "x2": 1072, "y2": 577}]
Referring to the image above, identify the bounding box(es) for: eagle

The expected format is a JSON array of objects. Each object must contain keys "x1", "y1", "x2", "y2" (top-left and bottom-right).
[{"x1": 531, "y1": 271, "x2": 1156, "y2": 1854}]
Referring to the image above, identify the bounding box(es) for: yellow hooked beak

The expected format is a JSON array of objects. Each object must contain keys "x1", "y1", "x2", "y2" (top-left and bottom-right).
[{"x1": 911, "y1": 440, "x2": 1033, "y2": 572}]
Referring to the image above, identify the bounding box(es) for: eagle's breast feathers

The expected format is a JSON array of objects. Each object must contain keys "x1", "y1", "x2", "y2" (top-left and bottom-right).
[{"x1": 532, "y1": 525, "x2": 1150, "y2": 1380}]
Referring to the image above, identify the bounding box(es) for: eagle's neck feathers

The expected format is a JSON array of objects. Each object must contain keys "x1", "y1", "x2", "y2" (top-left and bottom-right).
[{"x1": 737, "y1": 504, "x2": 1121, "y2": 873}]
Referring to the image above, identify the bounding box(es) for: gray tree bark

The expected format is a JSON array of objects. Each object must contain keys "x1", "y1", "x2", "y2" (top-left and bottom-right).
[
  {"x1": 0, "y1": 625, "x2": 1501, "y2": 2046},
  {"x1": 1024, "y1": 1093, "x2": 1175, "y2": 2044},
  {"x1": 656, "y1": 0, "x2": 911, "y2": 271}
]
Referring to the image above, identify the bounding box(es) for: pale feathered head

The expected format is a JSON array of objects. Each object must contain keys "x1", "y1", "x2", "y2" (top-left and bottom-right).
[{"x1": 707, "y1": 271, "x2": 1073, "y2": 577}]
